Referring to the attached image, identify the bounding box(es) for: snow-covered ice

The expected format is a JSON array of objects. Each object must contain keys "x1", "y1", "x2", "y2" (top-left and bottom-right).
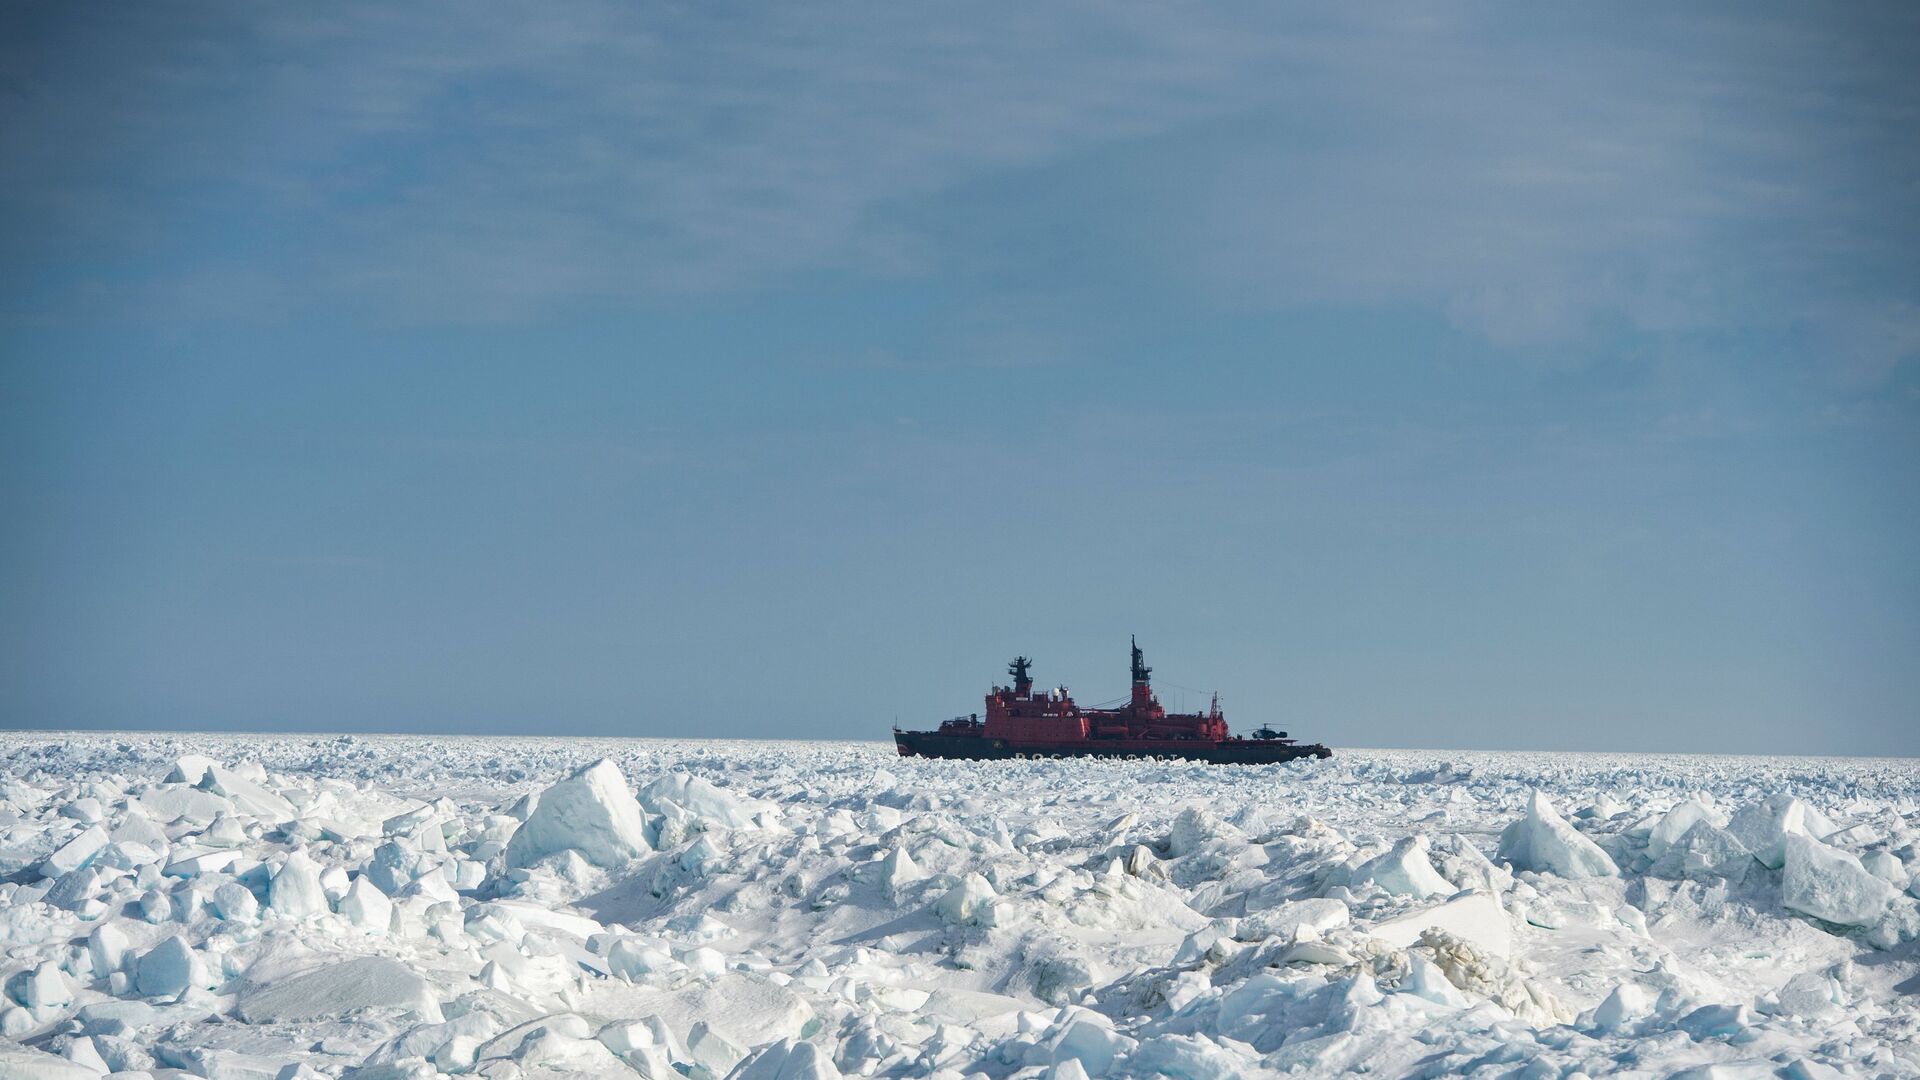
[{"x1": 0, "y1": 733, "x2": 1916, "y2": 1078}]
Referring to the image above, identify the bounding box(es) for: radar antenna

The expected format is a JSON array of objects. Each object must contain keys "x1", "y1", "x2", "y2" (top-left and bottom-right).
[{"x1": 1008, "y1": 655, "x2": 1034, "y2": 695}]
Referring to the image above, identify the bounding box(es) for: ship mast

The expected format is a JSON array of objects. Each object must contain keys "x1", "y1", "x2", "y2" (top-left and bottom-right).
[
  {"x1": 1008, "y1": 655, "x2": 1034, "y2": 696},
  {"x1": 1129, "y1": 635, "x2": 1155, "y2": 709}
]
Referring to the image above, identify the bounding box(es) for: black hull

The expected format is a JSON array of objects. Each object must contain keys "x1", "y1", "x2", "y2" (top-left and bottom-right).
[{"x1": 893, "y1": 730, "x2": 1331, "y2": 765}]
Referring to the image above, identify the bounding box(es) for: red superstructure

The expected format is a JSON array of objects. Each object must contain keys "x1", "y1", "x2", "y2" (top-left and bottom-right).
[{"x1": 893, "y1": 638, "x2": 1330, "y2": 764}]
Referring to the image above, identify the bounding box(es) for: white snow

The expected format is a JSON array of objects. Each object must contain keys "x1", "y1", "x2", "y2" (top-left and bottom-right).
[
  {"x1": 237, "y1": 956, "x2": 444, "y2": 1023},
  {"x1": 0, "y1": 732, "x2": 1915, "y2": 1078}
]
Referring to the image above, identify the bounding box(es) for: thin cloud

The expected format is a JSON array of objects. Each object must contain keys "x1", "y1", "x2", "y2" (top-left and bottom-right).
[{"x1": 1, "y1": 1, "x2": 1916, "y2": 384}]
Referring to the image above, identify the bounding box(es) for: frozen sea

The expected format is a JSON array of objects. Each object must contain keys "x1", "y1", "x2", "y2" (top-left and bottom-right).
[{"x1": 0, "y1": 732, "x2": 1916, "y2": 1078}]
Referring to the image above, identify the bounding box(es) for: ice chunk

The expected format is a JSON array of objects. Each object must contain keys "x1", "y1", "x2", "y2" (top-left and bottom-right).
[
  {"x1": 211, "y1": 881, "x2": 259, "y2": 922},
  {"x1": 475, "y1": 899, "x2": 602, "y2": 940},
  {"x1": 680, "y1": 833, "x2": 725, "y2": 874},
  {"x1": 505, "y1": 759, "x2": 649, "y2": 868},
  {"x1": 1128, "y1": 1034, "x2": 1248, "y2": 1080},
  {"x1": 1236, "y1": 898, "x2": 1350, "y2": 942},
  {"x1": 382, "y1": 801, "x2": 440, "y2": 836},
  {"x1": 0, "y1": 1042, "x2": 104, "y2": 1080},
  {"x1": 237, "y1": 956, "x2": 442, "y2": 1023},
  {"x1": 496, "y1": 1024, "x2": 627, "y2": 1073},
  {"x1": 1774, "y1": 971, "x2": 1844, "y2": 1019},
  {"x1": 607, "y1": 939, "x2": 675, "y2": 980},
  {"x1": 935, "y1": 872, "x2": 998, "y2": 925},
  {"x1": 73, "y1": 999, "x2": 156, "y2": 1037},
  {"x1": 1728, "y1": 795, "x2": 1837, "y2": 870},
  {"x1": 1649, "y1": 821, "x2": 1753, "y2": 883},
  {"x1": 680, "y1": 945, "x2": 727, "y2": 977},
  {"x1": 1370, "y1": 891, "x2": 1512, "y2": 959},
  {"x1": 110, "y1": 813, "x2": 169, "y2": 851},
  {"x1": 1824, "y1": 822, "x2": 1881, "y2": 848},
  {"x1": 59, "y1": 797, "x2": 103, "y2": 823},
  {"x1": 1401, "y1": 953, "x2": 1472, "y2": 1007},
  {"x1": 597, "y1": 1018, "x2": 659, "y2": 1056},
  {"x1": 1051, "y1": 1017, "x2": 1134, "y2": 1075},
  {"x1": 340, "y1": 878, "x2": 393, "y2": 933},
  {"x1": 87, "y1": 922, "x2": 134, "y2": 975},
  {"x1": 92, "y1": 839, "x2": 160, "y2": 874},
  {"x1": 1647, "y1": 799, "x2": 1722, "y2": 860},
  {"x1": 268, "y1": 849, "x2": 328, "y2": 918},
  {"x1": 198, "y1": 765, "x2": 294, "y2": 821},
  {"x1": 1579, "y1": 792, "x2": 1628, "y2": 820},
  {"x1": 1050, "y1": 1060, "x2": 1093, "y2": 1080},
  {"x1": 1780, "y1": 834, "x2": 1898, "y2": 927},
  {"x1": 1496, "y1": 792, "x2": 1618, "y2": 878},
  {"x1": 1168, "y1": 807, "x2": 1241, "y2": 856},
  {"x1": 639, "y1": 772, "x2": 758, "y2": 829},
  {"x1": 1779, "y1": 1061, "x2": 1850, "y2": 1080},
  {"x1": 19, "y1": 961, "x2": 73, "y2": 1009},
  {"x1": 44, "y1": 866, "x2": 105, "y2": 911},
  {"x1": 60, "y1": 1035, "x2": 108, "y2": 1073},
  {"x1": 134, "y1": 935, "x2": 195, "y2": 998},
  {"x1": 165, "y1": 755, "x2": 219, "y2": 785},
  {"x1": 137, "y1": 784, "x2": 231, "y2": 826},
  {"x1": 163, "y1": 847, "x2": 240, "y2": 878},
  {"x1": 201, "y1": 813, "x2": 246, "y2": 848},
  {"x1": 363, "y1": 839, "x2": 421, "y2": 895},
  {"x1": 1862, "y1": 850, "x2": 1905, "y2": 884},
  {"x1": 1675, "y1": 1002, "x2": 1751, "y2": 1039},
  {"x1": 878, "y1": 846, "x2": 924, "y2": 890},
  {"x1": 1592, "y1": 982, "x2": 1654, "y2": 1030},
  {"x1": 1351, "y1": 835, "x2": 1454, "y2": 899},
  {"x1": 685, "y1": 1019, "x2": 746, "y2": 1076},
  {"x1": 733, "y1": 1038, "x2": 843, "y2": 1080},
  {"x1": 43, "y1": 825, "x2": 109, "y2": 877}
]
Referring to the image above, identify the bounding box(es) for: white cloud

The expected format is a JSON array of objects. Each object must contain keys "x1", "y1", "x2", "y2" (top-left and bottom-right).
[{"x1": 2, "y1": 1, "x2": 1915, "y2": 383}]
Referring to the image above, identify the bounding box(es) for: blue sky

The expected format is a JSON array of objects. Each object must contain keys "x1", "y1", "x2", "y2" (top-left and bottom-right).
[{"x1": 3, "y1": 3, "x2": 1916, "y2": 754}]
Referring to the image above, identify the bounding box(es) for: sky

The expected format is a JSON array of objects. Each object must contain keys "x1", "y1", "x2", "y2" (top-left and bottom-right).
[{"x1": 2, "y1": 3, "x2": 1917, "y2": 755}]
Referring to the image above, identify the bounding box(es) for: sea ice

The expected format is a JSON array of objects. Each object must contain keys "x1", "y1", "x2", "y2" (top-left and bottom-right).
[{"x1": 0, "y1": 732, "x2": 1914, "y2": 1078}]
